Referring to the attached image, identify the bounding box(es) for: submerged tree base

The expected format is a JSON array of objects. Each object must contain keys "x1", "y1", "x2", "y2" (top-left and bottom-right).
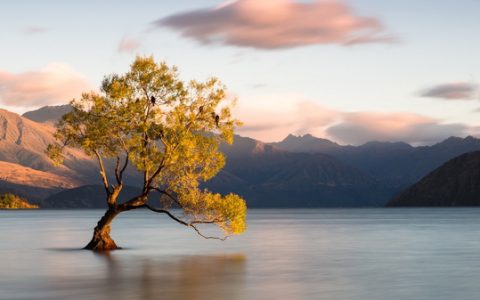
[
  {"x1": 84, "y1": 234, "x2": 120, "y2": 251},
  {"x1": 84, "y1": 216, "x2": 121, "y2": 251}
]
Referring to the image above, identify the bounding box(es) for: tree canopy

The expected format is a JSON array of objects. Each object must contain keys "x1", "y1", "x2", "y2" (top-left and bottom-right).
[{"x1": 48, "y1": 56, "x2": 246, "y2": 247}]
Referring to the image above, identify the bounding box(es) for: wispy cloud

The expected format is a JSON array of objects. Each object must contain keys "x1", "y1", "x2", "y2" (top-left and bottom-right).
[
  {"x1": 420, "y1": 82, "x2": 479, "y2": 100},
  {"x1": 0, "y1": 64, "x2": 91, "y2": 107},
  {"x1": 234, "y1": 94, "x2": 474, "y2": 145},
  {"x1": 118, "y1": 36, "x2": 141, "y2": 53},
  {"x1": 155, "y1": 0, "x2": 393, "y2": 50},
  {"x1": 234, "y1": 93, "x2": 338, "y2": 141},
  {"x1": 326, "y1": 112, "x2": 470, "y2": 145}
]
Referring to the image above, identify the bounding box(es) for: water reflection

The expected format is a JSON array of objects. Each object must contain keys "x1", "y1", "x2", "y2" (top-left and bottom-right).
[
  {"x1": 4, "y1": 209, "x2": 480, "y2": 300},
  {"x1": 45, "y1": 253, "x2": 246, "y2": 300}
]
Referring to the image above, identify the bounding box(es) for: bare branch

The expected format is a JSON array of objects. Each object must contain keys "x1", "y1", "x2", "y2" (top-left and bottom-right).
[
  {"x1": 94, "y1": 150, "x2": 111, "y2": 195},
  {"x1": 119, "y1": 152, "x2": 129, "y2": 182},
  {"x1": 114, "y1": 152, "x2": 129, "y2": 185},
  {"x1": 141, "y1": 95, "x2": 153, "y2": 193},
  {"x1": 118, "y1": 196, "x2": 147, "y2": 211},
  {"x1": 190, "y1": 224, "x2": 228, "y2": 241},
  {"x1": 114, "y1": 156, "x2": 121, "y2": 185},
  {"x1": 143, "y1": 204, "x2": 227, "y2": 241},
  {"x1": 145, "y1": 159, "x2": 165, "y2": 188},
  {"x1": 145, "y1": 135, "x2": 183, "y2": 189},
  {"x1": 143, "y1": 204, "x2": 188, "y2": 226},
  {"x1": 190, "y1": 219, "x2": 222, "y2": 225}
]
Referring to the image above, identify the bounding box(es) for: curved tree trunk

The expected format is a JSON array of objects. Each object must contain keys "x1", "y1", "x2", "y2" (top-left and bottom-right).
[{"x1": 84, "y1": 208, "x2": 121, "y2": 251}]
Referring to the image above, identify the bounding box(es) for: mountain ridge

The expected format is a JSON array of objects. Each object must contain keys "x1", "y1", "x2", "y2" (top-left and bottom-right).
[
  {"x1": 3, "y1": 104, "x2": 480, "y2": 207},
  {"x1": 22, "y1": 104, "x2": 73, "y2": 124},
  {"x1": 272, "y1": 133, "x2": 480, "y2": 188},
  {"x1": 388, "y1": 151, "x2": 480, "y2": 206}
]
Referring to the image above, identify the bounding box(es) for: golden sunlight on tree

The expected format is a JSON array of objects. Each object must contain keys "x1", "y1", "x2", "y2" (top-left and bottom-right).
[{"x1": 47, "y1": 56, "x2": 247, "y2": 251}]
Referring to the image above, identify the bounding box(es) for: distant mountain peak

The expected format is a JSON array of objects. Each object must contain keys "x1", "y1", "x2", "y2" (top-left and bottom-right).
[
  {"x1": 22, "y1": 104, "x2": 73, "y2": 124},
  {"x1": 434, "y1": 135, "x2": 480, "y2": 148},
  {"x1": 273, "y1": 133, "x2": 339, "y2": 153},
  {"x1": 300, "y1": 133, "x2": 315, "y2": 139},
  {"x1": 221, "y1": 134, "x2": 283, "y2": 157},
  {"x1": 443, "y1": 136, "x2": 463, "y2": 142},
  {"x1": 282, "y1": 133, "x2": 301, "y2": 142},
  {"x1": 282, "y1": 133, "x2": 328, "y2": 141},
  {"x1": 285, "y1": 133, "x2": 297, "y2": 139},
  {"x1": 465, "y1": 135, "x2": 476, "y2": 141}
]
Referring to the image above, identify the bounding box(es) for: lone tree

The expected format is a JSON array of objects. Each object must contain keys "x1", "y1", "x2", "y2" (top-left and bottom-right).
[{"x1": 47, "y1": 56, "x2": 247, "y2": 251}]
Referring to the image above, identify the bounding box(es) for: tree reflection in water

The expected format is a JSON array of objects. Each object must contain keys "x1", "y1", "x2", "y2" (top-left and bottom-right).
[{"x1": 47, "y1": 253, "x2": 246, "y2": 300}]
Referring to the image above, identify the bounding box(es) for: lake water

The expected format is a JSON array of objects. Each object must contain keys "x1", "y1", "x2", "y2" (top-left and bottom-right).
[{"x1": 1, "y1": 209, "x2": 480, "y2": 300}]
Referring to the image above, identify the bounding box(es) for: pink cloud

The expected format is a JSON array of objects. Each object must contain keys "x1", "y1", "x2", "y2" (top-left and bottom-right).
[
  {"x1": 118, "y1": 36, "x2": 141, "y2": 53},
  {"x1": 155, "y1": 0, "x2": 393, "y2": 49},
  {"x1": 326, "y1": 112, "x2": 470, "y2": 145},
  {"x1": 234, "y1": 94, "x2": 339, "y2": 141},
  {"x1": 0, "y1": 64, "x2": 91, "y2": 107},
  {"x1": 234, "y1": 94, "x2": 472, "y2": 145}
]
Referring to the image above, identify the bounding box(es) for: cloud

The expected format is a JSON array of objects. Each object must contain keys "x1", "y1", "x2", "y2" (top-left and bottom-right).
[
  {"x1": 0, "y1": 64, "x2": 91, "y2": 108},
  {"x1": 326, "y1": 112, "x2": 470, "y2": 145},
  {"x1": 234, "y1": 94, "x2": 474, "y2": 145},
  {"x1": 155, "y1": 0, "x2": 393, "y2": 50},
  {"x1": 23, "y1": 26, "x2": 48, "y2": 34},
  {"x1": 118, "y1": 36, "x2": 141, "y2": 53},
  {"x1": 420, "y1": 82, "x2": 479, "y2": 100},
  {"x1": 234, "y1": 93, "x2": 339, "y2": 141}
]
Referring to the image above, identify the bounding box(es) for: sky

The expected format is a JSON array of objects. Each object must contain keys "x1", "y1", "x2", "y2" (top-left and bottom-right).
[{"x1": 1, "y1": 0, "x2": 480, "y2": 145}]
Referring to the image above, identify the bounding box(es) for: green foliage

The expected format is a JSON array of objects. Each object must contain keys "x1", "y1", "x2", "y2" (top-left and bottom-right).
[
  {"x1": 48, "y1": 56, "x2": 247, "y2": 236},
  {"x1": 0, "y1": 193, "x2": 38, "y2": 209}
]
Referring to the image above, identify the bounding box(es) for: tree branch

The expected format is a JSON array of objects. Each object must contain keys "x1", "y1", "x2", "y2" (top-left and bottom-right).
[
  {"x1": 119, "y1": 153, "x2": 129, "y2": 181},
  {"x1": 145, "y1": 135, "x2": 183, "y2": 188},
  {"x1": 114, "y1": 156, "x2": 121, "y2": 185},
  {"x1": 94, "y1": 150, "x2": 111, "y2": 195},
  {"x1": 141, "y1": 93, "x2": 152, "y2": 193},
  {"x1": 143, "y1": 204, "x2": 227, "y2": 241},
  {"x1": 145, "y1": 158, "x2": 165, "y2": 189},
  {"x1": 190, "y1": 220, "x2": 222, "y2": 225},
  {"x1": 144, "y1": 134, "x2": 171, "y2": 189},
  {"x1": 114, "y1": 152, "x2": 129, "y2": 185},
  {"x1": 143, "y1": 204, "x2": 188, "y2": 225},
  {"x1": 190, "y1": 224, "x2": 228, "y2": 241},
  {"x1": 118, "y1": 195, "x2": 147, "y2": 211},
  {"x1": 150, "y1": 187, "x2": 181, "y2": 207}
]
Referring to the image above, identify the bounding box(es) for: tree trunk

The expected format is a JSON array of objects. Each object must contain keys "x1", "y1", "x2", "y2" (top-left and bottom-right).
[{"x1": 84, "y1": 208, "x2": 121, "y2": 251}]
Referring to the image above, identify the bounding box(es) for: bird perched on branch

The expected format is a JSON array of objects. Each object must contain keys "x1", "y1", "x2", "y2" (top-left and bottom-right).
[
  {"x1": 150, "y1": 96, "x2": 156, "y2": 105},
  {"x1": 211, "y1": 112, "x2": 220, "y2": 127}
]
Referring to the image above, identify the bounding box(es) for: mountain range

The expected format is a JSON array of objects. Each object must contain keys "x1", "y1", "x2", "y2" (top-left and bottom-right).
[
  {"x1": 0, "y1": 105, "x2": 478, "y2": 207},
  {"x1": 272, "y1": 133, "x2": 480, "y2": 188}
]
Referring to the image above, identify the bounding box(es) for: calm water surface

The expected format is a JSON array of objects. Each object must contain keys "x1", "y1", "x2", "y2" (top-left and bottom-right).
[{"x1": 1, "y1": 208, "x2": 480, "y2": 300}]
